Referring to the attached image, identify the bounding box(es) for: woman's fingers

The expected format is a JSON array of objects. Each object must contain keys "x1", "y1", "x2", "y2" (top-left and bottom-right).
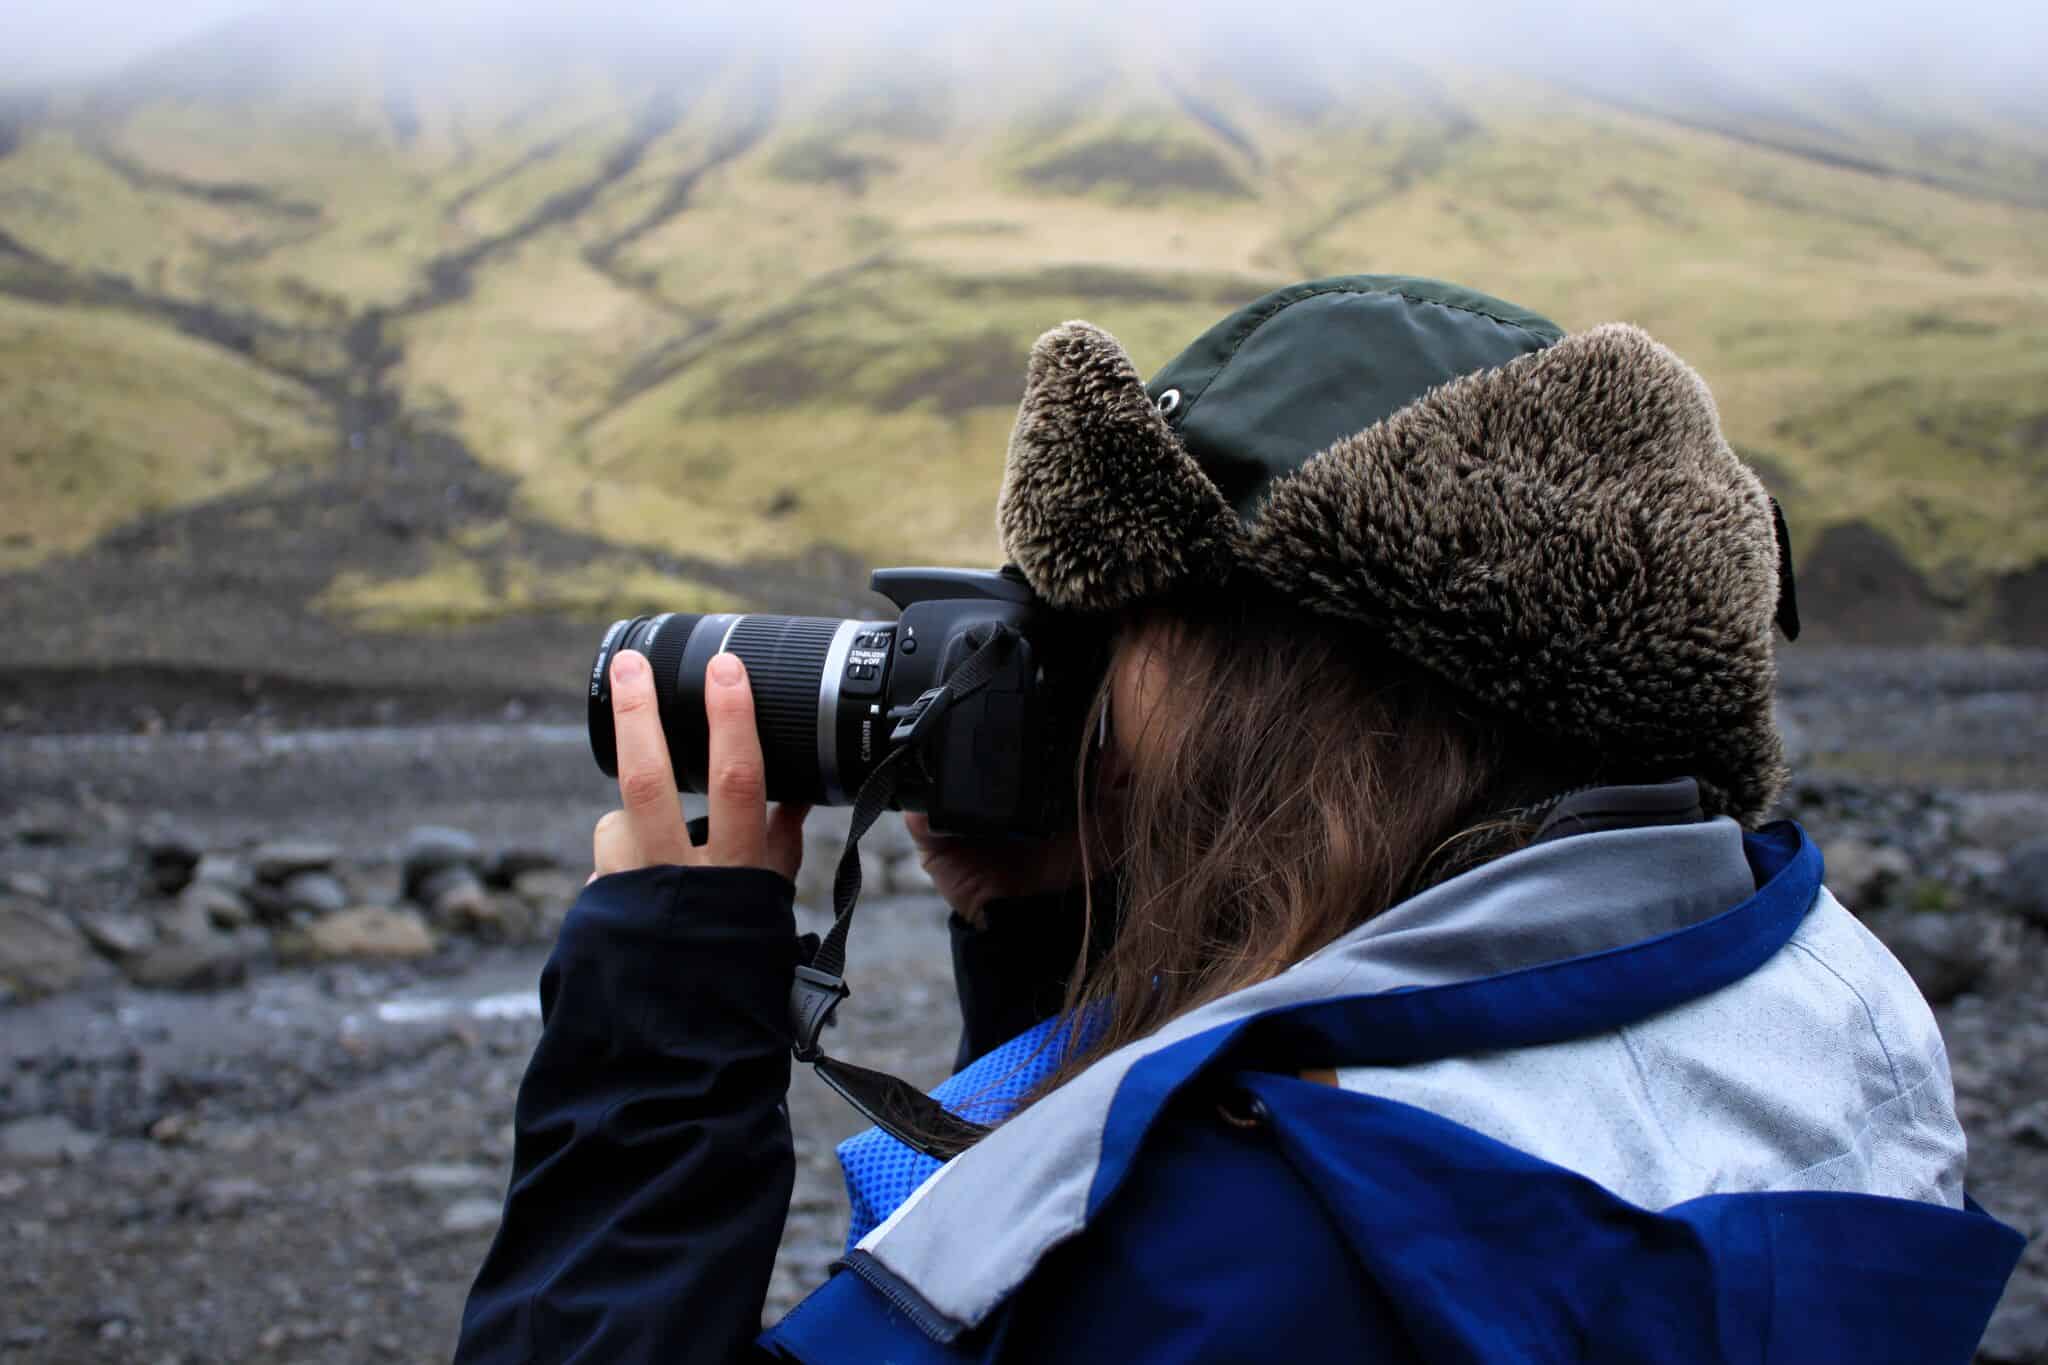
[
  {"x1": 592, "y1": 808, "x2": 636, "y2": 878},
  {"x1": 610, "y1": 650, "x2": 693, "y2": 867},
  {"x1": 702, "y1": 653, "x2": 768, "y2": 868},
  {"x1": 765, "y1": 802, "x2": 811, "y2": 883}
]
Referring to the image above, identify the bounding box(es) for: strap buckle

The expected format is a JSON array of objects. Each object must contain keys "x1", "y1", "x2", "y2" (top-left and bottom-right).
[
  {"x1": 887, "y1": 686, "x2": 951, "y2": 746},
  {"x1": 790, "y1": 964, "x2": 850, "y2": 1064}
]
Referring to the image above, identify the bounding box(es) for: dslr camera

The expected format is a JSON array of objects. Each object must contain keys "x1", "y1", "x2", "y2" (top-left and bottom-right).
[{"x1": 587, "y1": 568, "x2": 1104, "y2": 836}]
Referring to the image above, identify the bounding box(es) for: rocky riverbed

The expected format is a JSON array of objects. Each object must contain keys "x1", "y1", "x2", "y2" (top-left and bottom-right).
[{"x1": 2, "y1": 651, "x2": 2046, "y2": 1362}]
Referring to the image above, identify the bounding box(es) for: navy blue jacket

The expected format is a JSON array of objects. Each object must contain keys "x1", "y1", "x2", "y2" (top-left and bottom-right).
[{"x1": 455, "y1": 826, "x2": 2022, "y2": 1363}]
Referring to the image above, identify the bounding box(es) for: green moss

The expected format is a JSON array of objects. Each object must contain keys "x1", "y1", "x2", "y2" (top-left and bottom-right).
[
  {"x1": 1013, "y1": 132, "x2": 1252, "y2": 203},
  {"x1": 766, "y1": 136, "x2": 899, "y2": 195}
]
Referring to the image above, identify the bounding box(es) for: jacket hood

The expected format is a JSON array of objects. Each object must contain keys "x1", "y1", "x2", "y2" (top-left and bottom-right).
[{"x1": 787, "y1": 820, "x2": 2017, "y2": 1360}]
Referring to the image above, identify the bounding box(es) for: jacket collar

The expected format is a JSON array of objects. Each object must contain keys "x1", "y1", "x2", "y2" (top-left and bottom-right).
[{"x1": 849, "y1": 819, "x2": 1816, "y2": 1338}]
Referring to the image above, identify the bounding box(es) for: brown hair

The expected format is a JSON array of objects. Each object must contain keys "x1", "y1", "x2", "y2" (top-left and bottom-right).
[{"x1": 1031, "y1": 592, "x2": 1599, "y2": 1099}]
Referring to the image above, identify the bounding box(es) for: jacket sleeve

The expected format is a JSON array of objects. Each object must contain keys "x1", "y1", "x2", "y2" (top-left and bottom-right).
[
  {"x1": 455, "y1": 863, "x2": 798, "y2": 1365},
  {"x1": 948, "y1": 878, "x2": 1119, "y2": 1071}
]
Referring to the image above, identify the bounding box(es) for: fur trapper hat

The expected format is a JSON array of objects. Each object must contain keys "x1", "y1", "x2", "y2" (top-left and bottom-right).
[{"x1": 997, "y1": 275, "x2": 1797, "y2": 825}]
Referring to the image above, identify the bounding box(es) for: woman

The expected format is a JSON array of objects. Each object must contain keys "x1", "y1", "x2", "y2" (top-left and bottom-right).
[{"x1": 455, "y1": 276, "x2": 2020, "y2": 1363}]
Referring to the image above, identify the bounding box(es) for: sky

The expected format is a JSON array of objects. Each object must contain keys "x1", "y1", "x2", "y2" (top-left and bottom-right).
[{"x1": 5, "y1": 0, "x2": 2044, "y2": 100}]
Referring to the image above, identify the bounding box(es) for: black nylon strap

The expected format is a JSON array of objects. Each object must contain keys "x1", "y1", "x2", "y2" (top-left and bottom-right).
[
  {"x1": 809, "y1": 627, "x2": 1017, "y2": 982},
  {"x1": 786, "y1": 628, "x2": 1019, "y2": 1155}
]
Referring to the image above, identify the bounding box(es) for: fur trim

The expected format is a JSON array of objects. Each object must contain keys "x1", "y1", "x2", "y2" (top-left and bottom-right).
[
  {"x1": 1245, "y1": 324, "x2": 1786, "y2": 822},
  {"x1": 997, "y1": 322, "x2": 1243, "y2": 611}
]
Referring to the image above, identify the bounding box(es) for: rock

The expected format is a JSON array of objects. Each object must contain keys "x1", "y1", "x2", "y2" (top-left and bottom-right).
[
  {"x1": 307, "y1": 907, "x2": 436, "y2": 960},
  {"x1": 136, "y1": 823, "x2": 204, "y2": 895},
  {"x1": 1946, "y1": 846, "x2": 2008, "y2": 893},
  {"x1": 0, "y1": 870, "x2": 52, "y2": 902},
  {"x1": 179, "y1": 877, "x2": 251, "y2": 929},
  {"x1": 440, "y1": 1198, "x2": 503, "y2": 1234},
  {"x1": 418, "y1": 863, "x2": 491, "y2": 923},
  {"x1": 77, "y1": 910, "x2": 155, "y2": 958},
  {"x1": 484, "y1": 845, "x2": 559, "y2": 889},
  {"x1": 0, "y1": 900, "x2": 105, "y2": 999},
  {"x1": 124, "y1": 929, "x2": 257, "y2": 990},
  {"x1": 1999, "y1": 1099, "x2": 2048, "y2": 1149},
  {"x1": 512, "y1": 869, "x2": 581, "y2": 909},
  {"x1": 191, "y1": 853, "x2": 252, "y2": 890},
  {"x1": 0, "y1": 1115, "x2": 102, "y2": 1166},
  {"x1": 280, "y1": 870, "x2": 350, "y2": 916},
  {"x1": 1871, "y1": 911, "x2": 2007, "y2": 1005},
  {"x1": 191, "y1": 1177, "x2": 270, "y2": 1218},
  {"x1": 8, "y1": 799, "x2": 79, "y2": 846},
  {"x1": 400, "y1": 1163, "x2": 497, "y2": 1193},
  {"x1": 2005, "y1": 838, "x2": 2048, "y2": 926},
  {"x1": 1821, "y1": 837, "x2": 1913, "y2": 909},
  {"x1": 252, "y1": 840, "x2": 340, "y2": 883},
  {"x1": 241, "y1": 879, "x2": 296, "y2": 924},
  {"x1": 1952, "y1": 792, "x2": 2048, "y2": 855},
  {"x1": 1978, "y1": 1303, "x2": 2048, "y2": 1365},
  {"x1": 472, "y1": 894, "x2": 539, "y2": 942},
  {"x1": 402, "y1": 826, "x2": 483, "y2": 899}
]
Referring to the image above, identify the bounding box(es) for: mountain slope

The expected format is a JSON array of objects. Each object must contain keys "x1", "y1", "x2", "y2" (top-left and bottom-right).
[{"x1": 1, "y1": 21, "x2": 2044, "y2": 704}]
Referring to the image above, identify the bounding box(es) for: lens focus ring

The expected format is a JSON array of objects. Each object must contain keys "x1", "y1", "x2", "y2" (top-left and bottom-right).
[{"x1": 725, "y1": 616, "x2": 840, "y2": 804}]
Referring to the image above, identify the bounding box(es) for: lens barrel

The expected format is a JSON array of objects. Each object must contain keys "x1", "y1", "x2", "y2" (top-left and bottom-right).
[{"x1": 589, "y1": 612, "x2": 857, "y2": 806}]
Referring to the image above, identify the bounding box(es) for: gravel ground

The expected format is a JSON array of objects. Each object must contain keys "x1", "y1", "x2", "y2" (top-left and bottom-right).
[{"x1": 2, "y1": 648, "x2": 2045, "y2": 1362}]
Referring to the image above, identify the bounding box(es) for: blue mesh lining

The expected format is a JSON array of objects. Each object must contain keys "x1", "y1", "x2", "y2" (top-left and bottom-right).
[{"x1": 837, "y1": 1013, "x2": 1086, "y2": 1248}]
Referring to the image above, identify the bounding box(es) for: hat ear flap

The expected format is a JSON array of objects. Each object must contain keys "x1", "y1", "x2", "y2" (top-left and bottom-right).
[{"x1": 998, "y1": 322, "x2": 1243, "y2": 611}]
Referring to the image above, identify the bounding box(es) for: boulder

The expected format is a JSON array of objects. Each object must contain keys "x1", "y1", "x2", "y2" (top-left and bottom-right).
[
  {"x1": 251, "y1": 841, "x2": 340, "y2": 883},
  {"x1": 2004, "y1": 837, "x2": 2048, "y2": 926},
  {"x1": 77, "y1": 910, "x2": 155, "y2": 959},
  {"x1": 0, "y1": 871, "x2": 53, "y2": 902},
  {"x1": 417, "y1": 863, "x2": 491, "y2": 925},
  {"x1": 1871, "y1": 911, "x2": 2011, "y2": 1005},
  {"x1": 402, "y1": 826, "x2": 483, "y2": 900},
  {"x1": 0, "y1": 900, "x2": 106, "y2": 999},
  {"x1": 8, "y1": 799, "x2": 80, "y2": 847},
  {"x1": 440, "y1": 1198, "x2": 503, "y2": 1235},
  {"x1": 484, "y1": 845, "x2": 559, "y2": 890},
  {"x1": 279, "y1": 870, "x2": 349, "y2": 916},
  {"x1": 135, "y1": 823, "x2": 204, "y2": 895},
  {"x1": 1977, "y1": 1303, "x2": 2048, "y2": 1365},
  {"x1": 1820, "y1": 837, "x2": 1913, "y2": 910},
  {"x1": 124, "y1": 927, "x2": 261, "y2": 991},
  {"x1": 1952, "y1": 792, "x2": 2048, "y2": 855},
  {"x1": 0, "y1": 1115, "x2": 102, "y2": 1166},
  {"x1": 511, "y1": 869, "x2": 581, "y2": 909},
  {"x1": 179, "y1": 878, "x2": 252, "y2": 930},
  {"x1": 306, "y1": 907, "x2": 436, "y2": 960},
  {"x1": 190, "y1": 854, "x2": 252, "y2": 891}
]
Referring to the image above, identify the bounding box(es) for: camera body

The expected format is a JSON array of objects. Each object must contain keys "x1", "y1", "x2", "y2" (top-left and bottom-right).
[{"x1": 588, "y1": 567, "x2": 1104, "y2": 836}]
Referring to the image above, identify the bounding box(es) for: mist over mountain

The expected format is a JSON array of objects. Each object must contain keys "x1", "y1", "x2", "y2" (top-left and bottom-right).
[{"x1": 2, "y1": 3, "x2": 2044, "y2": 715}]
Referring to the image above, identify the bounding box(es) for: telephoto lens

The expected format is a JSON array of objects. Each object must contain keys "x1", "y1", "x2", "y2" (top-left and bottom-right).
[
  {"x1": 589, "y1": 611, "x2": 885, "y2": 806},
  {"x1": 586, "y1": 568, "x2": 1103, "y2": 834}
]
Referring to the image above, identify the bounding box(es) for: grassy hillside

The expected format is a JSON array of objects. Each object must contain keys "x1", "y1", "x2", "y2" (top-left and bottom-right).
[{"x1": 2, "y1": 23, "x2": 2045, "y2": 650}]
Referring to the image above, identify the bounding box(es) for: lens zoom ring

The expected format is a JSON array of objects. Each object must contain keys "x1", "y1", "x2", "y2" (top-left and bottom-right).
[
  {"x1": 644, "y1": 614, "x2": 695, "y2": 708},
  {"x1": 726, "y1": 615, "x2": 838, "y2": 801}
]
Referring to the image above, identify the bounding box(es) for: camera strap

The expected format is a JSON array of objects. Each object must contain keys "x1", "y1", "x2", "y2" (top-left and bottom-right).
[{"x1": 789, "y1": 627, "x2": 1018, "y2": 1161}]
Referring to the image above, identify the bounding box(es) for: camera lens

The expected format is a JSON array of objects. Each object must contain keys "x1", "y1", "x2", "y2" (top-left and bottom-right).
[{"x1": 588, "y1": 612, "x2": 869, "y2": 805}]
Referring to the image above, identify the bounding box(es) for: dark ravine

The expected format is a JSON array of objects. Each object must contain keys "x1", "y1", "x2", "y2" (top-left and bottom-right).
[{"x1": 0, "y1": 80, "x2": 896, "y2": 722}]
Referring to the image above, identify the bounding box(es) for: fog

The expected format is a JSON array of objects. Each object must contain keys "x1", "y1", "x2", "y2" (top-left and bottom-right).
[{"x1": 6, "y1": 0, "x2": 2045, "y2": 104}]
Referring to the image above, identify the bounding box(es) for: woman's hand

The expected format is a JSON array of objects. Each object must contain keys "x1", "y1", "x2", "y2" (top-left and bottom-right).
[
  {"x1": 590, "y1": 649, "x2": 809, "y2": 882},
  {"x1": 904, "y1": 813, "x2": 1087, "y2": 926}
]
